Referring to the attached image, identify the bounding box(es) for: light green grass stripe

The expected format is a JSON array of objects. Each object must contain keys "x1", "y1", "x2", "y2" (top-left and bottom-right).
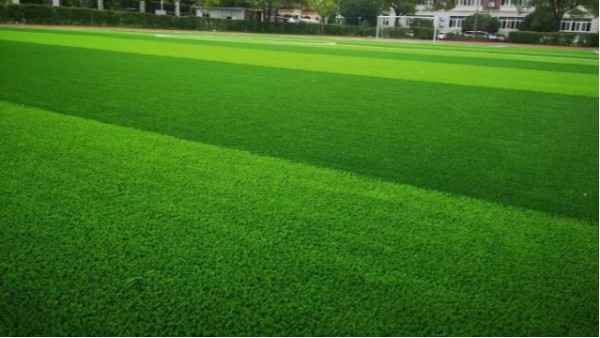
[
  {"x1": 1, "y1": 100, "x2": 597, "y2": 336},
  {"x1": 20, "y1": 27, "x2": 598, "y2": 64},
  {"x1": 335, "y1": 39, "x2": 598, "y2": 61},
  {"x1": 152, "y1": 31, "x2": 599, "y2": 66},
  {"x1": 0, "y1": 28, "x2": 596, "y2": 97}
]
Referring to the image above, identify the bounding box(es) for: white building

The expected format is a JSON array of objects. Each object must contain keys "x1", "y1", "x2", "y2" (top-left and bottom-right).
[
  {"x1": 196, "y1": 7, "x2": 246, "y2": 20},
  {"x1": 407, "y1": 0, "x2": 599, "y2": 35},
  {"x1": 278, "y1": 8, "x2": 322, "y2": 22}
]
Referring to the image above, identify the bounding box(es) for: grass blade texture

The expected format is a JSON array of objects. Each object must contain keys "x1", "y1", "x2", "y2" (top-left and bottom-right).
[
  {"x1": 0, "y1": 30, "x2": 597, "y2": 221},
  {"x1": 0, "y1": 27, "x2": 598, "y2": 336}
]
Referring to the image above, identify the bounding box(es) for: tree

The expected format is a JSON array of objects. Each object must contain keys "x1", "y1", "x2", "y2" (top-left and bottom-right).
[
  {"x1": 525, "y1": 0, "x2": 597, "y2": 31},
  {"x1": 462, "y1": 13, "x2": 500, "y2": 33},
  {"x1": 382, "y1": 0, "x2": 416, "y2": 26},
  {"x1": 307, "y1": 0, "x2": 337, "y2": 24},
  {"x1": 384, "y1": 0, "x2": 416, "y2": 16},
  {"x1": 340, "y1": 0, "x2": 382, "y2": 25},
  {"x1": 252, "y1": 0, "x2": 284, "y2": 21},
  {"x1": 219, "y1": 0, "x2": 252, "y2": 6},
  {"x1": 65, "y1": 0, "x2": 94, "y2": 7},
  {"x1": 410, "y1": 17, "x2": 435, "y2": 38},
  {"x1": 519, "y1": 5, "x2": 559, "y2": 31},
  {"x1": 196, "y1": 0, "x2": 221, "y2": 10},
  {"x1": 106, "y1": 0, "x2": 120, "y2": 10},
  {"x1": 430, "y1": 0, "x2": 456, "y2": 11}
]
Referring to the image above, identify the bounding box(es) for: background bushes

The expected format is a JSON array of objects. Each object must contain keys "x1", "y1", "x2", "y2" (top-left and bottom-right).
[
  {"x1": 0, "y1": 4, "x2": 375, "y2": 36},
  {"x1": 1, "y1": 4, "x2": 597, "y2": 45},
  {"x1": 381, "y1": 27, "x2": 434, "y2": 39},
  {"x1": 509, "y1": 30, "x2": 599, "y2": 47}
]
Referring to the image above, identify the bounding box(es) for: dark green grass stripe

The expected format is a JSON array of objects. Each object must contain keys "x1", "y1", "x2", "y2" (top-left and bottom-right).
[
  {"x1": 5, "y1": 27, "x2": 595, "y2": 74},
  {"x1": 0, "y1": 40, "x2": 597, "y2": 221}
]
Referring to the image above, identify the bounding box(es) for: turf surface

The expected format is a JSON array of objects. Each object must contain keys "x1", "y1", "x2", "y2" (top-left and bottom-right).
[
  {"x1": 1, "y1": 102, "x2": 597, "y2": 336},
  {"x1": 0, "y1": 27, "x2": 598, "y2": 336},
  {"x1": 0, "y1": 33, "x2": 597, "y2": 221},
  {"x1": 0, "y1": 28, "x2": 597, "y2": 96}
]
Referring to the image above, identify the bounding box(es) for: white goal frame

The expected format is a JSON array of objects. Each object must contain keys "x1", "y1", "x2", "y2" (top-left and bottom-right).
[{"x1": 376, "y1": 15, "x2": 439, "y2": 42}]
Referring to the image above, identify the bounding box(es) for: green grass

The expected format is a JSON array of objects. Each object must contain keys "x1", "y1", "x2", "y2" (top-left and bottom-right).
[
  {"x1": 0, "y1": 28, "x2": 597, "y2": 96},
  {"x1": 1, "y1": 102, "x2": 597, "y2": 336},
  {"x1": 0, "y1": 34, "x2": 597, "y2": 221},
  {"x1": 0, "y1": 27, "x2": 598, "y2": 336},
  {"x1": 7, "y1": 28, "x2": 597, "y2": 74}
]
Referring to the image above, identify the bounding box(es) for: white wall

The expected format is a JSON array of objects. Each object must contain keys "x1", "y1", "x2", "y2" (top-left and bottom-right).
[{"x1": 196, "y1": 7, "x2": 245, "y2": 20}]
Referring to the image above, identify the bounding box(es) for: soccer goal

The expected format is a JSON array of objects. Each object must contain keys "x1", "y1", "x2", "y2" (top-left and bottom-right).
[{"x1": 376, "y1": 15, "x2": 439, "y2": 42}]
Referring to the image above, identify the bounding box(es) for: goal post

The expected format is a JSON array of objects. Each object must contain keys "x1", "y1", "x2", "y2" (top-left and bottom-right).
[{"x1": 376, "y1": 15, "x2": 439, "y2": 42}]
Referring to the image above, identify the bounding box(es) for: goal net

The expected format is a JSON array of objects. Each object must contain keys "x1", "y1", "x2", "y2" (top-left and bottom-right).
[{"x1": 376, "y1": 15, "x2": 439, "y2": 42}]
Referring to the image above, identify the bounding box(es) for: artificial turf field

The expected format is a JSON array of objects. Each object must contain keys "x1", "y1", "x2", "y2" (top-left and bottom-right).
[{"x1": 0, "y1": 26, "x2": 598, "y2": 336}]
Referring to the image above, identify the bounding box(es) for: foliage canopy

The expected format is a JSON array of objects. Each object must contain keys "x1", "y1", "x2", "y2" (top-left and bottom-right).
[{"x1": 462, "y1": 13, "x2": 500, "y2": 33}]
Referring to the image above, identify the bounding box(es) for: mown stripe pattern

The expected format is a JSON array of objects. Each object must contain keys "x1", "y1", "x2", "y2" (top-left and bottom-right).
[
  {"x1": 0, "y1": 28, "x2": 597, "y2": 96},
  {"x1": 0, "y1": 28, "x2": 598, "y2": 336},
  {"x1": 0, "y1": 103, "x2": 597, "y2": 336},
  {"x1": 0, "y1": 37, "x2": 597, "y2": 220}
]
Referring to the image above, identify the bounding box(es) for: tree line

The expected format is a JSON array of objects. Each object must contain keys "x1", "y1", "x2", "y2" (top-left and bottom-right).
[
  {"x1": 8, "y1": 0, "x2": 597, "y2": 30},
  {"x1": 182, "y1": 0, "x2": 599, "y2": 31}
]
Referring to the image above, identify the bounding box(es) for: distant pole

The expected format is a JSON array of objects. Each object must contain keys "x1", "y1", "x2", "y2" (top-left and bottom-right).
[
  {"x1": 433, "y1": 16, "x2": 438, "y2": 42},
  {"x1": 473, "y1": 0, "x2": 479, "y2": 33}
]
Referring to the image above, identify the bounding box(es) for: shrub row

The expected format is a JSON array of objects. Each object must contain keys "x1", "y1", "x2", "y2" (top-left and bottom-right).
[
  {"x1": 509, "y1": 30, "x2": 599, "y2": 47},
  {"x1": 3, "y1": 5, "x2": 596, "y2": 45},
  {"x1": 19, "y1": 0, "x2": 196, "y2": 15},
  {"x1": 381, "y1": 27, "x2": 434, "y2": 40},
  {"x1": 0, "y1": 4, "x2": 375, "y2": 36}
]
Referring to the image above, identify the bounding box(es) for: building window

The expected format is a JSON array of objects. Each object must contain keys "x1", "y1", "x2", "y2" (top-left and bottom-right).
[
  {"x1": 449, "y1": 16, "x2": 466, "y2": 28},
  {"x1": 458, "y1": 0, "x2": 482, "y2": 5},
  {"x1": 501, "y1": 0, "x2": 529, "y2": 5},
  {"x1": 499, "y1": 17, "x2": 523, "y2": 29},
  {"x1": 417, "y1": 0, "x2": 434, "y2": 5},
  {"x1": 561, "y1": 19, "x2": 592, "y2": 32}
]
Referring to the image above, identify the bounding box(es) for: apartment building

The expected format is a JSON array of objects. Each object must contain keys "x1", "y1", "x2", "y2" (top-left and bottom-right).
[{"x1": 411, "y1": 0, "x2": 599, "y2": 34}]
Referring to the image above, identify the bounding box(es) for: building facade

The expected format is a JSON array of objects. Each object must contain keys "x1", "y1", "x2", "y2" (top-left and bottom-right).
[
  {"x1": 408, "y1": 1, "x2": 599, "y2": 34},
  {"x1": 195, "y1": 7, "x2": 247, "y2": 20}
]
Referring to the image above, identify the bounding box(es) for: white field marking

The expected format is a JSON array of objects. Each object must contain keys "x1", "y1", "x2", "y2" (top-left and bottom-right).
[
  {"x1": 148, "y1": 31, "x2": 596, "y2": 62},
  {"x1": 154, "y1": 33, "x2": 336, "y2": 46},
  {"x1": 337, "y1": 42, "x2": 599, "y2": 62}
]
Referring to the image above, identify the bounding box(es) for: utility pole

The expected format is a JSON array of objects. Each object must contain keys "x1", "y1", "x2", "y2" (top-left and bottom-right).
[{"x1": 473, "y1": 0, "x2": 479, "y2": 33}]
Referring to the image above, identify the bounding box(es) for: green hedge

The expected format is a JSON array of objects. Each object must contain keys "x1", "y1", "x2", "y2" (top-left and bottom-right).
[
  {"x1": 380, "y1": 27, "x2": 434, "y2": 40},
  {"x1": 509, "y1": 31, "x2": 599, "y2": 47},
  {"x1": 0, "y1": 4, "x2": 375, "y2": 36}
]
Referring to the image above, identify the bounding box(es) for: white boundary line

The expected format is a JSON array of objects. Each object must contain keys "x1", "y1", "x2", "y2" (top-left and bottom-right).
[{"x1": 154, "y1": 33, "x2": 337, "y2": 46}]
